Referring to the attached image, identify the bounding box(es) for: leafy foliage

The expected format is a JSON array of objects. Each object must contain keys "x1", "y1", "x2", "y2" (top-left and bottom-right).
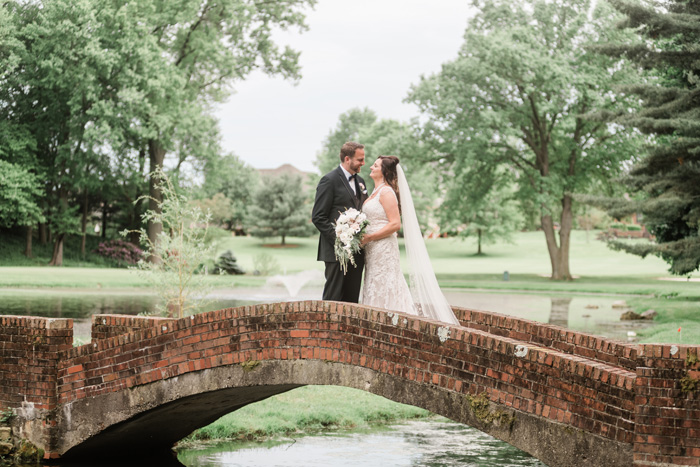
[
  {"x1": 315, "y1": 107, "x2": 377, "y2": 175},
  {"x1": 93, "y1": 240, "x2": 144, "y2": 267},
  {"x1": 407, "y1": 0, "x2": 643, "y2": 279},
  {"x1": 0, "y1": 160, "x2": 44, "y2": 228},
  {"x1": 195, "y1": 154, "x2": 258, "y2": 231},
  {"x1": 124, "y1": 170, "x2": 213, "y2": 318},
  {"x1": 252, "y1": 252, "x2": 280, "y2": 276},
  {"x1": 212, "y1": 250, "x2": 245, "y2": 275},
  {"x1": 246, "y1": 174, "x2": 315, "y2": 245},
  {"x1": 0, "y1": 0, "x2": 315, "y2": 263},
  {"x1": 440, "y1": 164, "x2": 524, "y2": 254}
]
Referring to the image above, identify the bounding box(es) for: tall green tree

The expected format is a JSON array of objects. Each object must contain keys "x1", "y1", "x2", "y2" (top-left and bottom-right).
[
  {"x1": 357, "y1": 118, "x2": 442, "y2": 233},
  {"x1": 407, "y1": 0, "x2": 642, "y2": 280},
  {"x1": 246, "y1": 175, "x2": 314, "y2": 245},
  {"x1": 315, "y1": 107, "x2": 377, "y2": 175},
  {"x1": 586, "y1": 0, "x2": 700, "y2": 275},
  {"x1": 5, "y1": 0, "x2": 124, "y2": 265},
  {"x1": 135, "y1": 0, "x2": 316, "y2": 249},
  {"x1": 1, "y1": 0, "x2": 315, "y2": 264},
  {"x1": 197, "y1": 153, "x2": 258, "y2": 232},
  {"x1": 0, "y1": 160, "x2": 45, "y2": 229},
  {"x1": 439, "y1": 160, "x2": 524, "y2": 255}
]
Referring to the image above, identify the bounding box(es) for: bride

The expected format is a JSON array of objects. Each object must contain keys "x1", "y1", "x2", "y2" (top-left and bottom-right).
[{"x1": 360, "y1": 156, "x2": 459, "y2": 325}]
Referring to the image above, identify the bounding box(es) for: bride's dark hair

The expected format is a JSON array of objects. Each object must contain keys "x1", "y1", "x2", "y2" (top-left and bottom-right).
[{"x1": 379, "y1": 155, "x2": 401, "y2": 213}]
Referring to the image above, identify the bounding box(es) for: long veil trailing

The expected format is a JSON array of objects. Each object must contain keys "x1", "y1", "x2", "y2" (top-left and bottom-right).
[{"x1": 396, "y1": 164, "x2": 460, "y2": 326}]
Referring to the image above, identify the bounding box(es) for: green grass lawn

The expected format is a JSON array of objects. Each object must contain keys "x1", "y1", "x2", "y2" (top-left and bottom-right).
[
  {"x1": 182, "y1": 386, "x2": 431, "y2": 444},
  {"x1": 212, "y1": 230, "x2": 674, "y2": 278}
]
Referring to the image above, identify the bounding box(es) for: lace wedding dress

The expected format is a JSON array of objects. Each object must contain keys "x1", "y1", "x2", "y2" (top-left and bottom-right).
[
  {"x1": 361, "y1": 166, "x2": 460, "y2": 326},
  {"x1": 361, "y1": 186, "x2": 417, "y2": 315}
]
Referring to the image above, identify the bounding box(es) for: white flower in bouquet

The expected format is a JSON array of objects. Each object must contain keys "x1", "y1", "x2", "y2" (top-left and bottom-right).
[{"x1": 334, "y1": 208, "x2": 369, "y2": 274}]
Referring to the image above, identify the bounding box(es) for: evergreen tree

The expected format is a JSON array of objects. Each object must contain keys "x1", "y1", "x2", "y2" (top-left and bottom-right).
[
  {"x1": 590, "y1": 0, "x2": 700, "y2": 275},
  {"x1": 245, "y1": 175, "x2": 314, "y2": 245}
]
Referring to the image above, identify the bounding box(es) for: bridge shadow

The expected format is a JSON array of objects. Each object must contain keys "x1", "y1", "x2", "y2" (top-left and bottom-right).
[{"x1": 60, "y1": 383, "x2": 302, "y2": 462}]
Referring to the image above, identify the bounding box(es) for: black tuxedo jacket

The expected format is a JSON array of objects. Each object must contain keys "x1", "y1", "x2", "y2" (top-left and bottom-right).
[{"x1": 312, "y1": 166, "x2": 369, "y2": 262}]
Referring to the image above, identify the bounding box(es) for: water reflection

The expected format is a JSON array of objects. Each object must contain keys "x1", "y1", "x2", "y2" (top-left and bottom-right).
[
  {"x1": 0, "y1": 289, "x2": 157, "y2": 319},
  {"x1": 0, "y1": 288, "x2": 654, "y2": 342},
  {"x1": 548, "y1": 297, "x2": 572, "y2": 328},
  {"x1": 442, "y1": 291, "x2": 654, "y2": 341},
  {"x1": 177, "y1": 419, "x2": 546, "y2": 467}
]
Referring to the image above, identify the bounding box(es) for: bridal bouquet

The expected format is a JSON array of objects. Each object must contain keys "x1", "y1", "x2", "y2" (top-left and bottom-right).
[{"x1": 334, "y1": 208, "x2": 369, "y2": 274}]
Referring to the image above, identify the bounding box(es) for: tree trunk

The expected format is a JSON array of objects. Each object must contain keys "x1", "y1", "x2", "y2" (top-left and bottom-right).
[
  {"x1": 24, "y1": 225, "x2": 33, "y2": 258},
  {"x1": 129, "y1": 200, "x2": 141, "y2": 244},
  {"x1": 556, "y1": 194, "x2": 574, "y2": 280},
  {"x1": 39, "y1": 223, "x2": 47, "y2": 245},
  {"x1": 101, "y1": 202, "x2": 108, "y2": 239},
  {"x1": 542, "y1": 213, "x2": 560, "y2": 278},
  {"x1": 281, "y1": 234, "x2": 286, "y2": 246},
  {"x1": 48, "y1": 233, "x2": 65, "y2": 266},
  {"x1": 80, "y1": 190, "x2": 88, "y2": 257},
  {"x1": 541, "y1": 198, "x2": 574, "y2": 281},
  {"x1": 147, "y1": 139, "x2": 166, "y2": 263},
  {"x1": 477, "y1": 228, "x2": 482, "y2": 255}
]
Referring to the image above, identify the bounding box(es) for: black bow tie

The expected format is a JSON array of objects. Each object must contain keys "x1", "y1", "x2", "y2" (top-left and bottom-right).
[{"x1": 348, "y1": 174, "x2": 356, "y2": 181}]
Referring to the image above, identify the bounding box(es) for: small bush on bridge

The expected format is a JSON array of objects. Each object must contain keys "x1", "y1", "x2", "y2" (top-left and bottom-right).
[{"x1": 122, "y1": 169, "x2": 214, "y2": 318}]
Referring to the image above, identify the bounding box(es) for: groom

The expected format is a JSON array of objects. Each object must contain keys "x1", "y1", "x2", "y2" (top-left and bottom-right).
[{"x1": 312, "y1": 141, "x2": 368, "y2": 302}]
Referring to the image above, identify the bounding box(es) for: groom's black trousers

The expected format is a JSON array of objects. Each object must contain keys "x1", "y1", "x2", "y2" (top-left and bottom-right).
[{"x1": 322, "y1": 259, "x2": 364, "y2": 303}]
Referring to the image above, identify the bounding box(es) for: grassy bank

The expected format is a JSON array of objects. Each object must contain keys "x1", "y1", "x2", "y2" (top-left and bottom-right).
[{"x1": 180, "y1": 386, "x2": 433, "y2": 445}]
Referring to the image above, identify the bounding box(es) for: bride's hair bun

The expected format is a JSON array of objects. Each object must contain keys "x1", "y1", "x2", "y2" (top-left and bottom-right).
[{"x1": 383, "y1": 155, "x2": 399, "y2": 166}]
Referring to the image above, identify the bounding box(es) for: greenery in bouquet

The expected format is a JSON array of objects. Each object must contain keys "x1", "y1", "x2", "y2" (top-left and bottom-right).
[{"x1": 334, "y1": 208, "x2": 369, "y2": 274}]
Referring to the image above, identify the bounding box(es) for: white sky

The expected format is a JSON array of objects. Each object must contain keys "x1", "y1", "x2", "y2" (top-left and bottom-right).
[{"x1": 215, "y1": 1, "x2": 475, "y2": 173}]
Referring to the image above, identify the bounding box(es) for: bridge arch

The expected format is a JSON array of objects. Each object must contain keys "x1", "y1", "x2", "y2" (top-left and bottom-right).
[
  {"x1": 57, "y1": 359, "x2": 619, "y2": 466},
  {"x1": 1, "y1": 301, "x2": 699, "y2": 467}
]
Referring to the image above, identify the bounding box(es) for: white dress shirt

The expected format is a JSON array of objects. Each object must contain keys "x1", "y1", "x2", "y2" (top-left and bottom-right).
[{"x1": 339, "y1": 165, "x2": 356, "y2": 195}]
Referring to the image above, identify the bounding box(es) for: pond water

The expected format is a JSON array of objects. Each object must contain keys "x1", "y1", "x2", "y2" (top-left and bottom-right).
[
  {"x1": 177, "y1": 418, "x2": 546, "y2": 467},
  {"x1": 0, "y1": 285, "x2": 652, "y2": 342}
]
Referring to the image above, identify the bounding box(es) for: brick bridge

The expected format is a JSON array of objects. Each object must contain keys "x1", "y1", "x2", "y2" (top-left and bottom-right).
[{"x1": 1, "y1": 301, "x2": 699, "y2": 466}]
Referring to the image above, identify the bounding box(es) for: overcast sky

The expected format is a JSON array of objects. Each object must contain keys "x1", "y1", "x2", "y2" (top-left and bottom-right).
[{"x1": 214, "y1": 1, "x2": 475, "y2": 173}]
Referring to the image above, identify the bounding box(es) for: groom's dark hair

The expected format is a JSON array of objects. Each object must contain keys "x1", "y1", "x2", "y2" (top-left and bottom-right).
[{"x1": 339, "y1": 142, "x2": 364, "y2": 162}]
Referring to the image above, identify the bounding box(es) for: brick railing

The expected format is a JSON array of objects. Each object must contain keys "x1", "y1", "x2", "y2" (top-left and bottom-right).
[
  {"x1": 0, "y1": 316, "x2": 72, "y2": 412},
  {"x1": 454, "y1": 307, "x2": 638, "y2": 371}
]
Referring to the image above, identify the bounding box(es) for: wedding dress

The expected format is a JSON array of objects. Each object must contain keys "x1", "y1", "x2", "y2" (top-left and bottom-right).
[
  {"x1": 361, "y1": 168, "x2": 460, "y2": 326},
  {"x1": 361, "y1": 185, "x2": 416, "y2": 314}
]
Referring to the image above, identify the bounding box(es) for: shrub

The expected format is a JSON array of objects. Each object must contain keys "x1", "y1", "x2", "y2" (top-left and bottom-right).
[
  {"x1": 253, "y1": 252, "x2": 280, "y2": 276},
  {"x1": 610, "y1": 222, "x2": 626, "y2": 230},
  {"x1": 94, "y1": 239, "x2": 143, "y2": 266},
  {"x1": 627, "y1": 224, "x2": 642, "y2": 231},
  {"x1": 212, "y1": 250, "x2": 245, "y2": 275}
]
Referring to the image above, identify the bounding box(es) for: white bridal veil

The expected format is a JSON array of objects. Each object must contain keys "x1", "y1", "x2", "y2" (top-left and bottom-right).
[{"x1": 396, "y1": 164, "x2": 460, "y2": 326}]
